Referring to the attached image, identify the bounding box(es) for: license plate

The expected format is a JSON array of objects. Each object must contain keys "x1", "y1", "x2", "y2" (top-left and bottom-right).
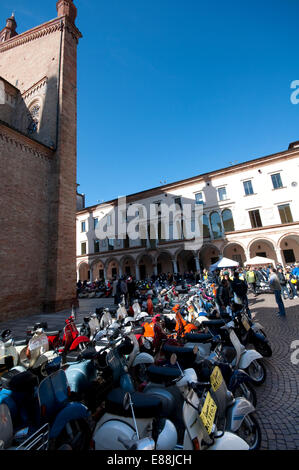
[
  {"x1": 242, "y1": 317, "x2": 251, "y2": 331},
  {"x1": 199, "y1": 392, "x2": 217, "y2": 435},
  {"x1": 210, "y1": 366, "x2": 223, "y2": 392}
]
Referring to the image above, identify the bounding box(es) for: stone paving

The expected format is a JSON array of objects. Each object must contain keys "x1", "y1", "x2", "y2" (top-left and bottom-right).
[
  {"x1": 0, "y1": 293, "x2": 298, "y2": 450},
  {"x1": 248, "y1": 293, "x2": 299, "y2": 450}
]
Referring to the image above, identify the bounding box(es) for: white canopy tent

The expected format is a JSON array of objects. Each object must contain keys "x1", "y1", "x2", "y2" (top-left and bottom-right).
[
  {"x1": 210, "y1": 257, "x2": 239, "y2": 271},
  {"x1": 244, "y1": 256, "x2": 276, "y2": 266}
]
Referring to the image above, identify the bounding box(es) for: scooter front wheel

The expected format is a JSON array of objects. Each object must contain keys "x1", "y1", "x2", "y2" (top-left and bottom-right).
[
  {"x1": 234, "y1": 382, "x2": 257, "y2": 408},
  {"x1": 53, "y1": 418, "x2": 92, "y2": 451},
  {"x1": 235, "y1": 413, "x2": 261, "y2": 450},
  {"x1": 245, "y1": 360, "x2": 267, "y2": 386}
]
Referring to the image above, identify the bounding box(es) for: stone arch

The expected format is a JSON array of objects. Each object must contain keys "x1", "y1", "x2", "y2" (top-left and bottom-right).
[
  {"x1": 90, "y1": 257, "x2": 105, "y2": 281},
  {"x1": 277, "y1": 233, "x2": 299, "y2": 265},
  {"x1": 137, "y1": 253, "x2": 154, "y2": 280},
  {"x1": 199, "y1": 243, "x2": 221, "y2": 269},
  {"x1": 104, "y1": 257, "x2": 120, "y2": 280},
  {"x1": 78, "y1": 261, "x2": 90, "y2": 282},
  {"x1": 223, "y1": 241, "x2": 246, "y2": 266},
  {"x1": 176, "y1": 249, "x2": 196, "y2": 274},
  {"x1": 120, "y1": 254, "x2": 136, "y2": 277},
  {"x1": 156, "y1": 250, "x2": 173, "y2": 275},
  {"x1": 248, "y1": 237, "x2": 277, "y2": 262}
]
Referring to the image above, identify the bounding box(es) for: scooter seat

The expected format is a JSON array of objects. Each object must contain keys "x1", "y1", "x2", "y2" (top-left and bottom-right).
[
  {"x1": 45, "y1": 330, "x2": 61, "y2": 337},
  {"x1": 1, "y1": 369, "x2": 38, "y2": 393},
  {"x1": 105, "y1": 388, "x2": 162, "y2": 419},
  {"x1": 184, "y1": 333, "x2": 213, "y2": 343},
  {"x1": 201, "y1": 319, "x2": 226, "y2": 328},
  {"x1": 0, "y1": 356, "x2": 14, "y2": 374},
  {"x1": 162, "y1": 344, "x2": 197, "y2": 369},
  {"x1": 64, "y1": 351, "x2": 81, "y2": 363},
  {"x1": 13, "y1": 339, "x2": 28, "y2": 346},
  {"x1": 146, "y1": 365, "x2": 181, "y2": 384},
  {"x1": 221, "y1": 346, "x2": 236, "y2": 363}
]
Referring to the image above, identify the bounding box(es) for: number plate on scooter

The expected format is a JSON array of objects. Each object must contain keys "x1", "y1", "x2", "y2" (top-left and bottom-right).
[
  {"x1": 242, "y1": 317, "x2": 251, "y2": 331},
  {"x1": 210, "y1": 366, "x2": 223, "y2": 392},
  {"x1": 199, "y1": 392, "x2": 217, "y2": 435}
]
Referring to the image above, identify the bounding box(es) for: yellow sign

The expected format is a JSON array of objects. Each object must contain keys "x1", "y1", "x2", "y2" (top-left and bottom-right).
[
  {"x1": 210, "y1": 366, "x2": 223, "y2": 392},
  {"x1": 199, "y1": 392, "x2": 217, "y2": 435},
  {"x1": 242, "y1": 317, "x2": 251, "y2": 331}
]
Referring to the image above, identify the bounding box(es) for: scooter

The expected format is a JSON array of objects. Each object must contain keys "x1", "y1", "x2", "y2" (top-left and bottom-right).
[
  {"x1": 0, "y1": 403, "x2": 49, "y2": 450},
  {"x1": 181, "y1": 317, "x2": 266, "y2": 386},
  {"x1": 0, "y1": 367, "x2": 91, "y2": 450},
  {"x1": 233, "y1": 308, "x2": 272, "y2": 358}
]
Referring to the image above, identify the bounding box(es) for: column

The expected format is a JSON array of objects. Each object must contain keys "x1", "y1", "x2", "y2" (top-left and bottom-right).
[
  {"x1": 135, "y1": 263, "x2": 140, "y2": 281},
  {"x1": 118, "y1": 265, "x2": 123, "y2": 277},
  {"x1": 153, "y1": 264, "x2": 158, "y2": 276},
  {"x1": 194, "y1": 255, "x2": 200, "y2": 272},
  {"x1": 89, "y1": 266, "x2": 93, "y2": 283},
  {"x1": 275, "y1": 248, "x2": 284, "y2": 267},
  {"x1": 172, "y1": 259, "x2": 178, "y2": 274}
]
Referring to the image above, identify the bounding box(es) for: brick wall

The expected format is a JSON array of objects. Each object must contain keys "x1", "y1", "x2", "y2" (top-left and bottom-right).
[{"x1": 0, "y1": 16, "x2": 81, "y2": 321}]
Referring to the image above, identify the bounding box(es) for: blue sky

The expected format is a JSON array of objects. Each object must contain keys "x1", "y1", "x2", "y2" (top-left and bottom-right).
[{"x1": 1, "y1": 0, "x2": 299, "y2": 206}]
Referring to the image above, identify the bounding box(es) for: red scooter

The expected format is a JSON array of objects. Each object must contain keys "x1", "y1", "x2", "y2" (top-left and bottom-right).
[{"x1": 26, "y1": 316, "x2": 90, "y2": 354}]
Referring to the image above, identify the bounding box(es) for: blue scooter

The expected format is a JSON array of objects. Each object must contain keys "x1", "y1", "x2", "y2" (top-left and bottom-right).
[{"x1": 0, "y1": 367, "x2": 91, "y2": 450}]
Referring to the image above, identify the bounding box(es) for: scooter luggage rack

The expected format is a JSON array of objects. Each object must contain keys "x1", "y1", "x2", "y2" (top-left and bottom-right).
[{"x1": 15, "y1": 423, "x2": 50, "y2": 450}]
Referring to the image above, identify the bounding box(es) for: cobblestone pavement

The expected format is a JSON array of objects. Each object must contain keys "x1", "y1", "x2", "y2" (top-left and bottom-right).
[
  {"x1": 248, "y1": 293, "x2": 299, "y2": 450},
  {"x1": 0, "y1": 293, "x2": 298, "y2": 450}
]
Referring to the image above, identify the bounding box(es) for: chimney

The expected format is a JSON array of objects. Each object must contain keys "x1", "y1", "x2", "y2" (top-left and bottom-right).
[{"x1": 56, "y1": 0, "x2": 77, "y2": 24}]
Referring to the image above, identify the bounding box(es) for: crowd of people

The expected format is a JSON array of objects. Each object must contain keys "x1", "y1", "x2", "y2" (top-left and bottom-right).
[
  {"x1": 77, "y1": 262, "x2": 299, "y2": 320},
  {"x1": 208, "y1": 263, "x2": 299, "y2": 319}
]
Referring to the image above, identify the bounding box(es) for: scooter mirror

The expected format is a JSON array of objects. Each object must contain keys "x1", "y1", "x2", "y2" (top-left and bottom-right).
[
  {"x1": 170, "y1": 353, "x2": 177, "y2": 365},
  {"x1": 123, "y1": 392, "x2": 131, "y2": 411}
]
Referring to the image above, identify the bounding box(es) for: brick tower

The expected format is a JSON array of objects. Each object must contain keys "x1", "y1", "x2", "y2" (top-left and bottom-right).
[{"x1": 0, "y1": 1, "x2": 82, "y2": 320}]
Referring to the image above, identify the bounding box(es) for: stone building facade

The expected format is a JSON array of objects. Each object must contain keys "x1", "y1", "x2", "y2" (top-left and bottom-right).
[
  {"x1": 77, "y1": 142, "x2": 299, "y2": 281},
  {"x1": 0, "y1": 1, "x2": 82, "y2": 321}
]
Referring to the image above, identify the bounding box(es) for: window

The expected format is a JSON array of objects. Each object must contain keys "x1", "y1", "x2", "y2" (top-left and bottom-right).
[
  {"x1": 108, "y1": 238, "x2": 114, "y2": 251},
  {"x1": 107, "y1": 214, "x2": 112, "y2": 226},
  {"x1": 217, "y1": 187, "x2": 227, "y2": 201},
  {"x1": 249, "y1": 210, "x2": 262, "y2": 228},
  {"x1": 195, "y1": 192, "x2": 204, "y2": 204},
  {"x1": 124, "y1": 234, "x2": 130, "y2": 249},
  {"x1": 222, "y1": 208, "x2": 235, "y2": 232},
  {"x1": 94, "y1": 240, "x2": 100, "y2": 253},
  {"x1": 81, "y1": 221, "x2": 86, "y2": 232},
  {"x1": 27, "y1": 103, "x2": 40, "y2": 135},
  {"x1": 271, "y1": 173, "x2": 283, "y2": 189},
  {"x1": 278, "y1": 204, "x2": 293, "y2": 224},
  {"x1": 81, "y1": 242, "x2": 87, "y2": 255},
  {"x1": 210, "y1": 212, "x2": 223, "y2": 239},
  {"x1": 202, "y1": 214, "x2": 210, "y2": 238},
  {"x1": 283, "y1": 249, "x2": 296, "y2": 264},
  {"x1": 93, "y1": 218, "x2": 99, "y2": 230},
  {"x1": 243, "y1": 180, "x2": 254, "y2": 196},
  {"x1": 99, "y1": 269, "x2": 104, "y2": 280},
  {"x1": 174, "y1": 197, "x2": 182, "y2": 209}
]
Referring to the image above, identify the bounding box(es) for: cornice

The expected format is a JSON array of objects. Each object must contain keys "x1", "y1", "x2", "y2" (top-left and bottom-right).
[
  {"x1": 77, "y1": 147, "x2": 299, "y2": 215},
  {"x1": 0, "y1": 16, "x2": 82, "y2": 53},
  {"x1": 0, "y1": 121, "x2": 54, "y2": 161},
  {"x1": 22, "y1": 76, "x2": 48, "y2": 101}
]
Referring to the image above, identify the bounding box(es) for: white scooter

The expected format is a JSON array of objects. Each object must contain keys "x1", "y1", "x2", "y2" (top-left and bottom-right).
[
  {"x1": 185, "y1": 320, "x2": 266, "y2": 385},
  {"x1": 92, "y1": 355, "x2": 250, "y2": 450}
]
